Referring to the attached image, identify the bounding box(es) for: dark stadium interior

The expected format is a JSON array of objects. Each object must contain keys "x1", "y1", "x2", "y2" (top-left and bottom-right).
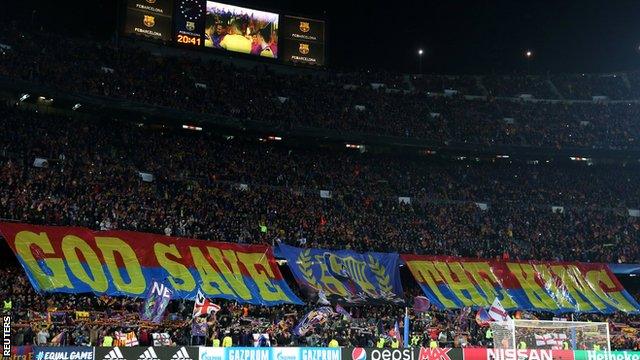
[{"x1": 1, "y1": 0, "x2": 640, "y2": 354}]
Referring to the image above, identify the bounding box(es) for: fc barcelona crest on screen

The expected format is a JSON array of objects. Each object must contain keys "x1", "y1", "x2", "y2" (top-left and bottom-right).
[
  {"x1": 144, "y1": 15, "x2": 155, "y2": 28},
  {"x1": 299, "y1": 21, "x2": 310, "y2": 33},
  {"x1": 299, "y1": 43, "x2": 310, "y2": 55},
  {"x1": 186, "y1": 21, "x2": 195, "y2": 31}
]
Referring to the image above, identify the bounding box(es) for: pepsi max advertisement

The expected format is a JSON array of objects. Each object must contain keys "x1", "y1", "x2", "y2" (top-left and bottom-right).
[{"x1": 344, "y1": 348, "x2": 464, "y2": 360}]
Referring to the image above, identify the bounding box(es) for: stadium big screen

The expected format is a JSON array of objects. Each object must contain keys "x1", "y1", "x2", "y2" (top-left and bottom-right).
[{"x1": 123, "y1": 0, "x2": 325, "y2": 66}]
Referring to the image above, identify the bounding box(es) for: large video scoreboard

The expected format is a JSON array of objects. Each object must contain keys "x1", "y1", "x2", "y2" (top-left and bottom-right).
[{"x1": 123, "y1": 0, "x2": 326, "y2": 66}]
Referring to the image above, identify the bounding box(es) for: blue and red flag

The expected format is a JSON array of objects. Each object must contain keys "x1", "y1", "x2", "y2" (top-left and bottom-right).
[{"x1": 475, "y1": 308, "x2": 492, "y2": 327}]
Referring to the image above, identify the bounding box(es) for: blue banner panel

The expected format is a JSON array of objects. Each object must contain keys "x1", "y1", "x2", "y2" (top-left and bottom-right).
[{"x1": 277, "y1": 244, "x2": 404, "y2": 303}]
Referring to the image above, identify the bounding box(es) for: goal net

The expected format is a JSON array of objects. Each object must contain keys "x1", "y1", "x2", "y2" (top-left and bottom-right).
[{"x1": 490, "y1": 319, "x2": 610, "y2": 350}]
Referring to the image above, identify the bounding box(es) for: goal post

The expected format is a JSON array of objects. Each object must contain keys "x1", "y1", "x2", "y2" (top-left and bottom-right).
[{"x1": 489, "y1": 319, "x2": 610, "y2": 351}]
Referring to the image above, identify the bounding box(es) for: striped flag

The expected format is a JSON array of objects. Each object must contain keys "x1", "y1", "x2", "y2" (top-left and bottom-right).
[{"x1": 488, "y1": 298, "x2": 511, "y2": 322}]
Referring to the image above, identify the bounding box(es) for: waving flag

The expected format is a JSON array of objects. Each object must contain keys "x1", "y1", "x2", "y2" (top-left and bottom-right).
[
  {"x1": 475, "y1": 308, "x2": 492, "y2": 327},
  {"x1": 488, "y1": 298, "x2": 511, "y2": 322},
  {"x1": 293, "y1": 307, "x2": 334, "y2": 336},
  {"x1": 393, "y1": 320, "x2": 403, "y2": 347},
  {"x1": 335, "y1": 304, "x2": 352, "y2": 320},
  {"x1": 413, "y1": 296, "x2": 430, "y2": 313},
  {"x1": 193, "y1": 289, "x2": 221, "y2": 318},
  {"x1": 140, "y1": 281, "x2": 172, "y2": 323}
]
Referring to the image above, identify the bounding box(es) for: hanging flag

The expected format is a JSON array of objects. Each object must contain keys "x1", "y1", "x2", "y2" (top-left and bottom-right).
[
  {"x1": 413, "y1": 296, "x2": 430, "y2": 313},
  {"x1": 488, "y1": 298, "x2": 511, "y2": 322},
  {"x1": 192, "y1": 289, "x2": 221, "y2": 318},
  {"x1": 475, "y1": 308, "x2": 492, "y2": 327},
  {"x1": 335, "y1": 304, "x2": 352, "y2": 321},
  {"x1": 140, "y1": 281, "x2": 173, "y2": 323},
  {"x1": 535, "y1": 333, "x2": 567, "y2": 347},
  {"x1": 114, "y1": 331, "x2": 139, "y2": 347}
]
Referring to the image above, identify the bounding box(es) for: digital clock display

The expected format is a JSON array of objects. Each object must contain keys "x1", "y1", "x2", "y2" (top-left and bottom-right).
[
  {"x1": 174, "y1": 0, "x2": 205, "y2": 47},
  {"x1": 177, "y1": 34, "x2": 201, "y2": 46}
]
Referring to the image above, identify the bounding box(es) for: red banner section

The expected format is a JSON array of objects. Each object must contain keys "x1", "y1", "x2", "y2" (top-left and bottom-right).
[
  {"x1": 0, "y1": 222, "x2": 302, "y2": 305},
  {"x1": 401, "y1": 255, "x2": 640, "y2": 314}
]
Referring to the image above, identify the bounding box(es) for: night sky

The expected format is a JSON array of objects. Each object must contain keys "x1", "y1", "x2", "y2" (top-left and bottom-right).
[{"x1": 4, "y1": 0, "x2": 640, "y2": 74}]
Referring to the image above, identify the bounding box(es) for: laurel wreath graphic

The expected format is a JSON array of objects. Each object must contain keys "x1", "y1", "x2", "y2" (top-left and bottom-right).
[
  {"x1": 367, "y1": 255, "x2": 393, "y2": 294},
  {"x1": 297, "y1": 249, "x2": 320, "y2": 289}
]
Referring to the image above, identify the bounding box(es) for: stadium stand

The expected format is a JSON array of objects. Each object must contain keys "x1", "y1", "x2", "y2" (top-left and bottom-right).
[{"x1": 0, "y1": 23, "x2": 639, "y2": 351}]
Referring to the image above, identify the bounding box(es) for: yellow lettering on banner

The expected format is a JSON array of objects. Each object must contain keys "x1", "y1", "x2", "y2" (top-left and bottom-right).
[
  {"x1": 534, "y1": 264, "x2": 573, "y2": 309},
  {"x1": 208, "y1": 248, "x2": 253, "y2": 301},
  {"x1": 585, "y1": 269, "x2": 637, "y2": 312},
  {"x1": 463, "y1": 262, "x2": 516, "y2": 308},
  {"x1": 506, "y1": 263, "x2": 558, "y2": 311},
  {"x1": 154, "y1": 243, "x2": 195, "y2": 291},
  {"x1": 190, "y1": 246, "x2": 234, "y2": 296},
  {"x1": 237, "y1": 252, "x2": 294, "y2": 302},
  {"x1": 61, "y1": 235, "x2": 108, "y2": 292},
  {"x1": 434, "y1": 261, "x2": 485, "y2": 307},
  {"x1": 313, "y1": 254, "x2": 349, "y2": 297},
  {"x1": 406, "y1": 260, "x2": 456, "y2": 308},
  {"x1": 549, "y1": 265, "x2": 597, "y2": 311},
  {"x1": 14, "y1": 231, "x2": 72, "y2": 290},
  {"x1": 95, "y1": 237, "x2": 146, "y2": 295}
]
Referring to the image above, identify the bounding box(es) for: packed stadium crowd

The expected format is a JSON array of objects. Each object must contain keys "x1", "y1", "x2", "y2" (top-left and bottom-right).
[
  {"x1": 1, "y1": 21, "x2": 640, "y2": 352},
  {"x1": 1, "y1": 105, "x2": 640, "y2": 263},
  {"x1": 3, "y1": 22, "x2": 640, "y2": 150},
  {"x1": 0, "y1": 103, "x2": 639, "y2": 348}
]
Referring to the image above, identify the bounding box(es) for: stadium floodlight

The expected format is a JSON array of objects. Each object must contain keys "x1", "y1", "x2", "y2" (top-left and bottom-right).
[
  {"x1": 418, "y1": 49, "x2": 424, "y2": 55},
  {"x1": 525, "y1": 50, "x2": 533, "y2": 58},
  {"x1": 19, "y1": 94, "x2": 30, "y2": 102},
  {"x1": 72, "y1": 103, "x2": 82, "y2": 111}
]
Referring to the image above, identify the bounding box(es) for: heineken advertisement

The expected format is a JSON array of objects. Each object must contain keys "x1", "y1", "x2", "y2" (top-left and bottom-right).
[{"x1": 574, "y1": 351, "x2": 640, "y2": 360}]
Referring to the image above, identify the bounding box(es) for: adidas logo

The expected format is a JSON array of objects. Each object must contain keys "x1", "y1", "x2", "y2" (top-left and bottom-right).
[
  {"x1": 171, "y1": 347, "x2": 193, "y2": 360},
  {"x1": 104, "y1": 348, "x2": 125, "y2": 360},
  {"x1": 138, "y1": 347, "x2": 160, "y2": 360}
]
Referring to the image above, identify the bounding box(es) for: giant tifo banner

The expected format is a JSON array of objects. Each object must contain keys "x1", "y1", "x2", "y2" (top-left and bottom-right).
[
  {"x1": 277, "y1": 244, "x2": 404, "y2": 303},
  {"x1": 401, "y1": 255, "x2": 640, "y2": 314},
  {"x1": 0, "y1": 222, "x2": 302, "y2": 305}
]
